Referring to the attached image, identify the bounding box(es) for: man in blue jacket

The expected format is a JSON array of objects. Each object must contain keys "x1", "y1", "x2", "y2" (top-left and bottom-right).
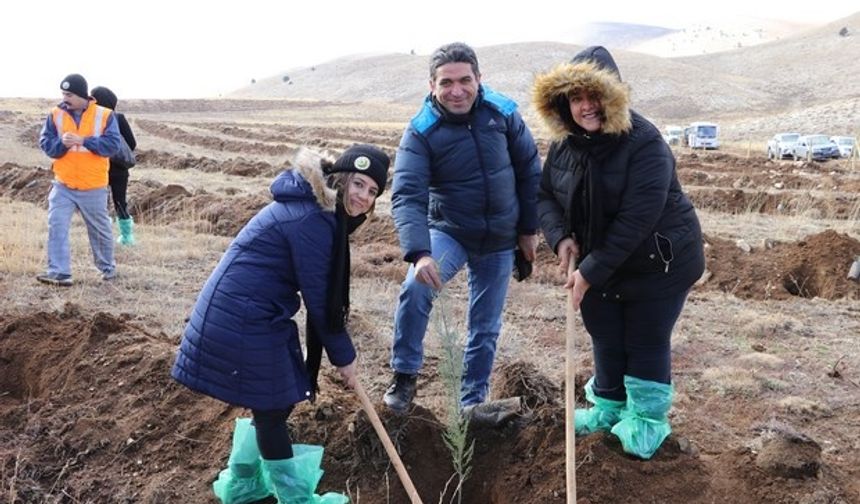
[{"x1": 384, "y1": 42, "x2": 542, "y2": 413}]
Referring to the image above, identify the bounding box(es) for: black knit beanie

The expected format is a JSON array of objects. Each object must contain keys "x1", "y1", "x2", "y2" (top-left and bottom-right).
[
  {"x1": 326, "y1": 144, "x2": 390, "y2": 194},
  {"x1": 60, "y1": 74, "x2": 89, "y2": 98},
  {"x1": 91, "y1": 86, "x2": 118, "y2": 109}
]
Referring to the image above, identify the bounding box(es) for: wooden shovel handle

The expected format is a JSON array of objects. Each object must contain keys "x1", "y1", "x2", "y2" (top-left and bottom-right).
[
  {"x1": 354, "y1": 381, "x2": 423, "y2": 504},
  {"x1": 565, "y1": 262, "x2": 578, "y2": 503}
]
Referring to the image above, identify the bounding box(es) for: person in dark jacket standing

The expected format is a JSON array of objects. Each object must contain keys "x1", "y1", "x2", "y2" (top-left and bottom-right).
[
  {"x1": 91, "y1": 86, "x2": 138, "y2": 246},
  {"x1": 172, "y1": 144, "x2": 389, "y2": 503},
  {"x1": 383, "y1": 42, "x2": 542, "y2": 413},
  {"x1": 531, "y1": 46, "x2": 705, "y2": 459}
]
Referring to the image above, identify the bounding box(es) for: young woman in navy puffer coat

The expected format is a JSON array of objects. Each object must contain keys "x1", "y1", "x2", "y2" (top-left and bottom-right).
[{"x1": 171, "y1": 145, "x2": 389, "y2": 503}]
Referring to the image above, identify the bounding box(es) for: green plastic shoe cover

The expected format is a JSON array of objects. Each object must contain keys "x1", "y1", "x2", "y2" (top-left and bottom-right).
[
  {"x1": 212, "y1": 417, "x2": 273, "y2": 504},
  {"x1": 610, "y1": 375, "x2": 674, "y2": 459},
  {"x1": 574, "y1": 376, "x2": 626, "y2": 435},
  {"x1": 263, "y1": 445, "x2": 349, "y2": 504},
  {"x1": 117, "y1": 217, "x2": 136, "y2": 246}
]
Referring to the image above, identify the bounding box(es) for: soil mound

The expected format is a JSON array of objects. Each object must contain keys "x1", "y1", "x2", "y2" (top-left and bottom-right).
[
  {"x1": 704, "y1": 229, "x2": 860, "y2": 300},
  {"x1": 1, "y1": 306, "x2": 856, "y2": 503},
  {"x1": 136, "y1": 150, "x2": 282, "y2": 178},
  {"x1": 0, "y1": 303, "x2": 227, "y2": 503},
  {"x1": 528, "y1": 229, "x2": 860, "y2": 301}
]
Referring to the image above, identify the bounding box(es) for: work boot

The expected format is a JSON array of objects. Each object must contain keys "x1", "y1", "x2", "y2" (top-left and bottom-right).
[
  {"x1": 36, "y1": 272, "x2": 73, "y2": 287},
  {"x1": 610, "y1": 375, "x2": 674, "y2": 460},
  {"x1": 263, "y1": 446, "x2": 347, "y2": 504},
  {"x1": 116, "y1": 217, "x2": 136, "y2": 246},
  {"x1": 102, "y1": 269, "x2": 117, "y2": 281},
  {"x1": 383, "y1": 372, "x2": 417, "y2": 413},
  {"x1": 575, "y1": 377, "x2": 626, "y2": 435}
]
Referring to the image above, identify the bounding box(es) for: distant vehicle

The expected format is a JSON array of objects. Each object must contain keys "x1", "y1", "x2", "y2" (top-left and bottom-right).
[
  {"x1": 791, "y1": 135, "x2": 840, "y2": 161},
  {"x1": 684, "y1": 122, "x2": 719, "y2": 149},
  {"x1": 662, "y1": 125, "x2": 684, "y2": 146},
  {"x1": 766, "y1": 133, "x2": 801, "y2": 160},
  {"x1": 829, "y1": 136, "x2": 856, "y2": 158}
]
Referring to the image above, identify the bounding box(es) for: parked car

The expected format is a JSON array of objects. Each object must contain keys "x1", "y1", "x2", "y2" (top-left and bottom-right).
[
  {"x1": 663, "y1": 125, "x2": 684, "y2": 146},
  {"x1": 791, "y1": 135, "x2": 840, "y2": 161},
  {"x1": 766, "y1": 133, "x2": 801, "y2": 160},
  {"x1": 829, "y1": 136, "x2": 856, "y2": 158}
]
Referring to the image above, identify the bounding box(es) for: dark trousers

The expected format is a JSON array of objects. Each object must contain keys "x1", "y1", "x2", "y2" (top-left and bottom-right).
[
  {"x1": 252, "y1": 406, "x2": 295, "y2": 460},
  {"x1": 109, "y1": 168, "x2": 130, "y2": 219},
  {"x1": 580, "y1": 290, "x2": 689, "y2": 401}
]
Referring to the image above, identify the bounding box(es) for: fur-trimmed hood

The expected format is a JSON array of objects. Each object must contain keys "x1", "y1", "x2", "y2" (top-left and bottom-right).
[
  {"x1": 271, "y1": 147, "x2": 338, "y2": 211},
  {"x1": 532, "y1": 46, "x2": 632, "y2": 141}
]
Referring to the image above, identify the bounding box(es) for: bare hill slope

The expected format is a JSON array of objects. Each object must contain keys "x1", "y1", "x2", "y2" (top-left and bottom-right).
[{"x1": 231, "y1": 13, "x2": 859, "y2": 138}]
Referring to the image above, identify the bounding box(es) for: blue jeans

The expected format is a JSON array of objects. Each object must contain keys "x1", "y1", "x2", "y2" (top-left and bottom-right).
[
  {"x1": 46, "y1": 182, "x2": 115, "y2": 277},
  {"x1": 391, "y1": 229, "x2": 514, "y2": 407}
]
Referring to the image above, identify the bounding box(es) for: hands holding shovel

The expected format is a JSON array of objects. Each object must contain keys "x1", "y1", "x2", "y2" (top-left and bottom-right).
[{"x1": 557, "y1": 237, "x2": 590, "y2": 310}]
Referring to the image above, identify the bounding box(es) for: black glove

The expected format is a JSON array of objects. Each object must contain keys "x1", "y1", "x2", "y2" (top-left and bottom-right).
[{"x1": 513, "y1": 248, "x2": 533, "y2": 282}]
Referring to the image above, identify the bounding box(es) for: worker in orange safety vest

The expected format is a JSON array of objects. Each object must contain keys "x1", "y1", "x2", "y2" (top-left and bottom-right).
[{"x1": 36, "y1": 73, "x2": 122, "y2": 287}]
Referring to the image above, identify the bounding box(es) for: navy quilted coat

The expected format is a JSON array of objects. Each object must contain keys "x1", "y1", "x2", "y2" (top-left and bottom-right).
[{"x1": 171, "y1": 155, "x2": 355, "y2": 411}]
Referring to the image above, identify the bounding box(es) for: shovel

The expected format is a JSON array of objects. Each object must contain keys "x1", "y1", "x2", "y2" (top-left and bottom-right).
[
  {"x1": 565, "y1": 262, "x2": 578, "y2": 503},
  {"x1": 354, "y1": 381, "x2": 423, "y2": 504}
]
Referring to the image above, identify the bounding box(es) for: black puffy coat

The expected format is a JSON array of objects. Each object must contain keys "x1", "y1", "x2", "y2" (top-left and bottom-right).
[{"x1": 532, "y1": 48, "x2": 704, "y2": 301}]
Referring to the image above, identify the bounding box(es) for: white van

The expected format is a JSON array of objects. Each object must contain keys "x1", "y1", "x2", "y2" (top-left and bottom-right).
[{"x1": 684, "y1": 122, "x2": 720, "y2": 149}]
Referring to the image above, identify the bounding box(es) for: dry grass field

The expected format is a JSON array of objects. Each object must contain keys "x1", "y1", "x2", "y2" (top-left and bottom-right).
[{"x1": 1, "y1": 17, "x2": 859, "y2": 504}]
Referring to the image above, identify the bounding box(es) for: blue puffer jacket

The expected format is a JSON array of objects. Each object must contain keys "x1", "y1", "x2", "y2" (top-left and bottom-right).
[
  {"x1": 392, "y1": 85, "x2": 541, "y2": 261},
  {"x1": 171, "y1": 151, "x2": 355, "y2": 411}
]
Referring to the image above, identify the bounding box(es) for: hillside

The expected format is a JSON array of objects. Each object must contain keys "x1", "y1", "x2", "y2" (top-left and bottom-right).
[{"x1": 230, "y1": 13, "x2": 860, "y2": 139}]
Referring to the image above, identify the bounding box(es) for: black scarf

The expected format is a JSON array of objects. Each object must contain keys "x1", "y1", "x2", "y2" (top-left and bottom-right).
[
  {"x1": 565, "y1": 129, "x2": 620, "y2": 260},
  {"x1": 305, "y1": 201, "x2": 366, "y2": 399}
]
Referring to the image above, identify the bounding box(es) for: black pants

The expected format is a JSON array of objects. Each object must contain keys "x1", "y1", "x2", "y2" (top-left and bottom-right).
[
  {"x1": 580, "y1": 289, "x2": 689, "y2": 401},
  {"x1": 252, "y1": 406, "x2": 295, "y2": 460},
  {"x1": 109, "y1": 168, "x2": 130, "y2": 219}
]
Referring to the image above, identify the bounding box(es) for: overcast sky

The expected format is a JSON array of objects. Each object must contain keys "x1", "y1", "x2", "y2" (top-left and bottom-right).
[{"x1": 4, "y1": 1, "x2": 856, "y2": 99}]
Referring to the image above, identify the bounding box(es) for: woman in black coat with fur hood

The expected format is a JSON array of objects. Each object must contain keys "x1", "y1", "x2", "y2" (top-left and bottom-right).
[{"x1": 531, "y1": 46, "x2": 705, "y2": 459}]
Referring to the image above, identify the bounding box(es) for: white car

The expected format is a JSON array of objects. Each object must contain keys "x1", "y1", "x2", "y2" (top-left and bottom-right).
[
  {"x1": 792, "y1": 135, "x2": 840, "y2": 161},
  {"x1": 766, "y1": 133, "x2": 800, "y2": 160},
  {"x1": 830, "y1": 136, "x2": 856, "y2": 158},
  {"x1": 662, "y1": 125, "x2": 684, "y2": 146}
]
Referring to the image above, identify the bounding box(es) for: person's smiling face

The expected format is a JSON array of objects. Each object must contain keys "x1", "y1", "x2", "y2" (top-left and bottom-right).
[
  {"x1": 345, "y1": 173, "x2": 379, "y2": 216},
  {"x1": 568, "y1": 90, "x2": 603, "y2": 133},
  {"x1": 430, "y1": 62, "x2": 480, "y2": 115}
]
